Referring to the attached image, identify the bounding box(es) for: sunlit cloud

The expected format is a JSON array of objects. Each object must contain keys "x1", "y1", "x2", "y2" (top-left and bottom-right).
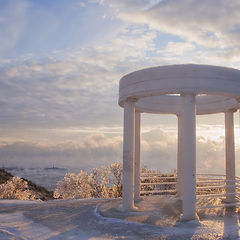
[
  {"x1": 1, "y1": 124, "x2": 240, "y2": 175},
  {"x1": 92, "y1": 0, "x2": 240, "y2": 67},
  {"x1": 0, "y1": 134, "x2": 123, "y2": 169}
]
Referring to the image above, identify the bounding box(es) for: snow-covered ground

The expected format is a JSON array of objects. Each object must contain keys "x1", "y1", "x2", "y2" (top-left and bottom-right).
[{"x1": 0, "y1": 198, "x2": 240, "y2": 240}]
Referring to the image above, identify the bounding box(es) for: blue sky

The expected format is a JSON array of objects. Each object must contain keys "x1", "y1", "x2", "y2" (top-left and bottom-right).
[
  {"x1": 0, "y1": 0, "x2": 111, "y2": 57},
  {"x1": 1, "y1": 0, "x2": 240, "y2": 173}
]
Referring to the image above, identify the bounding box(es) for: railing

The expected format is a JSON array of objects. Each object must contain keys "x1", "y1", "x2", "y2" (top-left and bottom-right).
[
  {"x1": 140, "y1": 173, "x2": 240, "y2": 209},
  {"x1": 140, "y1": 173, "x2": 177, "y2": 195},
  {"x1": 196, "y1": 174, "x2": 240, "y2": 209}
]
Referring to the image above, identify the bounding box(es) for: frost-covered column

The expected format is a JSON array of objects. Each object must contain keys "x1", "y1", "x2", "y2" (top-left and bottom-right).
[
  {"x1": 123, "y1": 98, "x2": 136, "y2": 211},
  {"x1": 134, "y1": 111, "x2": 141, "y2": 201},
  {"x1": 181, "y1": 94, "x2": 197, "y2": 221},
  {"x1": 225, "y1": 110, "x2": 236, "y2": 203},
  {"x1": 177, "y1": 114, "x2": 183, "y2": 197}
]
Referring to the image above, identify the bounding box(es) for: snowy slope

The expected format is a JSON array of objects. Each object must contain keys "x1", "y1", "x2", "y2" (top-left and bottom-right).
[{"x1": 0, "y1": 199, "x2": 239, "y2": 240}]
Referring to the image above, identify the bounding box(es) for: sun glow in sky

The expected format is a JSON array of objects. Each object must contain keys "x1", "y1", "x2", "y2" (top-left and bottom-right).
[{"x1": 1, "y1": 0, "x2": 240, "y2": 174}]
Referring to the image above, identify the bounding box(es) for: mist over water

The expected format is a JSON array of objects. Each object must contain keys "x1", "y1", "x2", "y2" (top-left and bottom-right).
[{"x1": 5, "y1": 167, "x2": 80, "y2": 191}]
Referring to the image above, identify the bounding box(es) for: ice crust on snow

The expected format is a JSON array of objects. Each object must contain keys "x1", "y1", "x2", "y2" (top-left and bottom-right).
[{"x1": 0, "y1": 198, "x2": 240, "y2": 239}]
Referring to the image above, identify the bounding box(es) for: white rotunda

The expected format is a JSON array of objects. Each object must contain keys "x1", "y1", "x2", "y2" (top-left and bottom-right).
[{"x1": 118, "y1": 64, "x2": 240, "y2": 221}]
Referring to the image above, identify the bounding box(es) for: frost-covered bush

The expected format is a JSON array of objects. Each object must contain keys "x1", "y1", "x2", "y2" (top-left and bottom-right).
[
  {"x1": 88, "y1": 167, "x2": 110, "y2": 198},
  {"x1": 0, "y1": 177, "x2": 35, "y2": 200},
  {"x1": 108, "y1": 163, "x2": 123, "y2": 198},
  {"x1": 54, "y1": 163, "x2": 123, "y2": 199},
  {"x1": 54, "y1": 163, "x2": 173, "y2": 200},
  {"x1": 54, "y1": 171, "x2": 92, "y2": 199}
]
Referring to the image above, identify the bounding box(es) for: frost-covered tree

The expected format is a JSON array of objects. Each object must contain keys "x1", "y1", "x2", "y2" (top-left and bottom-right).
[
  {"x1": 108, "y1": 163, "x2": 122, "y2": 197},
  {"x1": 88, "y1": 166, "x2": 110, "y2": 198},
  {"x1": 54, "y1": 163, "x2": 176, "y2": 200},
  {"x1": 54, "y1": 163, "x2": 123, "y2": 199},
  {"x1": 54, "y1": 171, "x2": 92, "y2": 199},
  {"x1": 0, "y1": 177, "x2": 35, "y2": 200}
]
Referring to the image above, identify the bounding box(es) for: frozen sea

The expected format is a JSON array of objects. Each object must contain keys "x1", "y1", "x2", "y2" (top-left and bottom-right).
[{"x1": 4, "y1": 167, "x2": 79, "y2": 191}]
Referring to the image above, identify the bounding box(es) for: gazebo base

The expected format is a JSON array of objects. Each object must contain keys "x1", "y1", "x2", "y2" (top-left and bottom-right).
[
  {"x1": 98, "y1": 195, "x2": 184, "y2": 227},
  {"x1": 98, "y1": 194, "x2": 239, "y2": 226}
]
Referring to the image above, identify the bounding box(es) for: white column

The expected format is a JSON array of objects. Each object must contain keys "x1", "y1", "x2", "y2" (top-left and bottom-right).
[
  {"x1": 225, "y1": 110, "x2": 236, "y2": 203},
  {"x1": 177, "y1": 114, "x2": 183, "y2": 197},
  {"x1": 181, "y1": 94, "x2": 197, "y2": 221},
  {"x1": 134, "y1": 111, "x2": 141, "y2": 201},
  {"x1": 122, "y1": 98, "x2": 136, "y2": 211}
]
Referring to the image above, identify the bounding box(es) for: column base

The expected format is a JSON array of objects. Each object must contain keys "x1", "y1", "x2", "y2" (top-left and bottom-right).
[
  {"x1": 222, "y1": 198, "x2": 237, "y2": 204},
  {"x1": 180, "y1": 213, "x2": 199, "y2": 222},
  {"x1": 225, "y1": 206, "x2": 237, "y2": 215},
  {"x1": 134, "y1": 197, "x2": 142, "y2": 203},
  {"x1": 121, "y1": 205, "x2": 138, "y2": 212},
  {"x1": 176, "y1": 194, "x2": 183, "y2": 199}
]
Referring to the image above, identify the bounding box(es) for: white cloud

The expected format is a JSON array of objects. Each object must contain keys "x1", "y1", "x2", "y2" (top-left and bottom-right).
[
  {"x1": 0, "y1": 134, "x2": 123, "y2": 169},
  {"x1": 1, "y1": 121, "x2": 240, "y2": 175},
  {"x1": 0, "y1": 127, "x2": 233, "y2": 175},
  {"x1": 165, "y1": 42, "x2": 195, "y2": 54},
  {"x1": 93, "y1": 0, "x2": 240, "y2": 66},
  {"x1": 78, "y1": 1, "x2": 86, "y2": 8},
  {"x1": 156, "y1": 41, "x2": 196, "y2": 62},
  {"x1": 91, "y1": 0, "x2": 162, "y2": 11},
  {"x1": 0, "y1": 23, "x2": 160, "y2": 130}
]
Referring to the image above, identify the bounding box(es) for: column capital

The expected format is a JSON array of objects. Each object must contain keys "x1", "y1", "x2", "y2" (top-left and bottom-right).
[
  {"x1": 126, "y1": 97, "x2": 138, "y2": 103},
  {"x1": 225, "y1": 108, "x2": 237, "y2": 113},
  {"x1": 180, "y1": 92, "x2": 197, "y2": 97}
]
